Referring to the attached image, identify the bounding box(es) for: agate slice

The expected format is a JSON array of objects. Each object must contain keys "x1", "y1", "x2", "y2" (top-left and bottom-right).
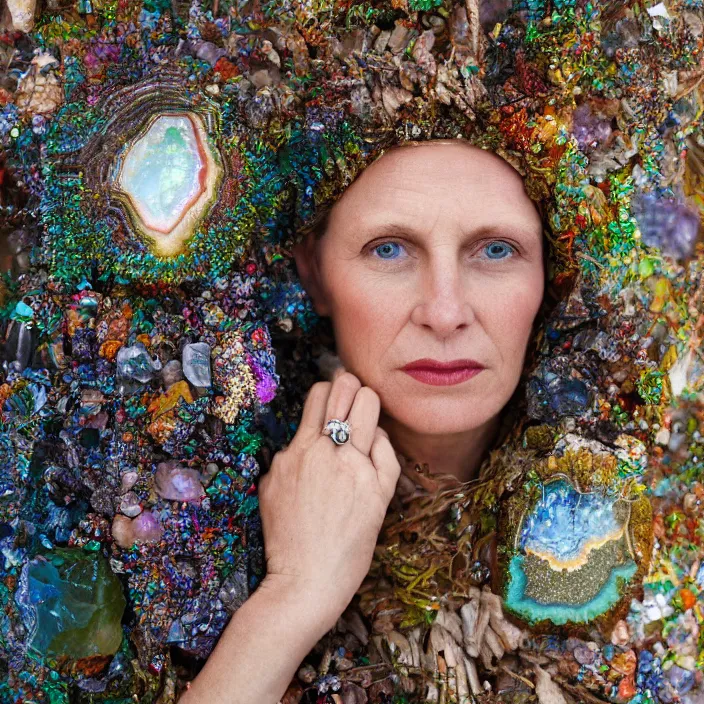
[
  {"x1": 503, "y1": 478, "x2": 641, "y2": 626},
  {"x1": 111, "y1": 112, "x2": 222, "y2": 257}
]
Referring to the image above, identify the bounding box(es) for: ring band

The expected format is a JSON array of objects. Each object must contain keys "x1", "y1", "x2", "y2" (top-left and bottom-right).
[{"x1": 322, "y1": 418, "x2": 351, "y2": 445}]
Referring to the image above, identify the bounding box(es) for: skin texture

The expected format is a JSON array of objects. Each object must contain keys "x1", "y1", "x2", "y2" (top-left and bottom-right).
[{"x1": 294, "y1": 141, "x2": 545, "y2": 481}]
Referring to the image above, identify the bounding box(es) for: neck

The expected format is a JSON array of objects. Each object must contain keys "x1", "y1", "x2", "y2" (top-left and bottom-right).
[{"x1": 378, "y1": 411, "x2": 502, "y2": 484}]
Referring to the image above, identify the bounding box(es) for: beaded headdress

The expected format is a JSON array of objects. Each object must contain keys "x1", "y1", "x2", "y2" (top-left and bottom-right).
[{"x1": 1, "y1": 0, "x2": 704, "y2": 701}]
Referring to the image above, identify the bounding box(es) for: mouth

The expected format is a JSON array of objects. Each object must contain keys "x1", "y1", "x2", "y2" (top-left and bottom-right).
[{"x1": 400, "y1": 359, "x2": 485, "y2": 387}]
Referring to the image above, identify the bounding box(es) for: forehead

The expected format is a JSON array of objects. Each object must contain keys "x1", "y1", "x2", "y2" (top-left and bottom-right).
[{"x1": 327, "y1": 142, "x2": 541, "y2": 233}]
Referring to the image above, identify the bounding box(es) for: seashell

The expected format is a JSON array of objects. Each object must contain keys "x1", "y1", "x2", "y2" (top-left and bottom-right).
[
  {"x1": 481, "y1": 587, "x2": 524, "y2": 651},
  {"x1": 386, "y1": 630, "x2": 413, "y2": 665},
  {"x1": 463, "y1": 657, "x2": 482, "y2": 696},
  {"x1": 408, "y1": 627, "x2": 422, "y2": 668},
  {"x1": 461, "y1": 589, "x2": 489, "y2": 657},
  {"x1": 483, "y1": 626, "x2": 505, "y2": 662},
  {"x1": 6, "y1": 0, "x2": 37, "y2": 33},
  {"x1": 533, "y1": 665, "x2": 568, "y2": 704},
  {"x1": 435, "y1": 607, "x2": 464, "y2": 646}
]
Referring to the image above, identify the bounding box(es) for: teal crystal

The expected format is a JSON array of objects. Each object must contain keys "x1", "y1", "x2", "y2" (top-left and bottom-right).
[
  {"x1": 504, "y1": 479, "x2": 637, "y2": 625},
  {"x1": 119, "y1": 114, "x2": 206, "y2": 234},
  {"x1": 19, "y1": 548, "x2": 126, "y2": 658}
]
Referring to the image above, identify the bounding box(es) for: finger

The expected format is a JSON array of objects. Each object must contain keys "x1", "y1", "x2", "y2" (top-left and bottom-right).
[
  {"x1": 296, "y1": 381, "x2": 332, "y2": 443},
  {"x1": 370, "y1": 428, "x2": 402, "y2": 502},
  {"x1": 346, "y1": 386, "x2": 380, "y2": 456},
  {"x1": 331, "y1": 364, "x2": 347, "y2": 381},
  {"x1": 324, "y1": 372, "x2": 362, "y2": 428}
]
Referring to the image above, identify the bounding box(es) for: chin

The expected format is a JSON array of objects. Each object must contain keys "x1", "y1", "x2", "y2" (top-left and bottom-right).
[{"x1": 383, "y1": 395, "x2": 505, "y2": 435}]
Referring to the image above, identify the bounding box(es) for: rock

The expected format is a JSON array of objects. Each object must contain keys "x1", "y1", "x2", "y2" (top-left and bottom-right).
[
  {"x1": 18, "y1": 548, "x2": 126, "y2": 658},
  {"x1": 611, "y1": 619, "x2": 631, "y2": 646},
  {"x1": 155, "y1": 460, "x2": 205, "y2": 503},
  {"x1": 116, "y1": 342, "x2": 162, "y2": 384},
  {"x1": 119, "y1": 491, "x2": 143, "y2": 518},
  {"x1": 161, "y1": 359, "x2": 184, "y2": 389},
  {"x1": 15, "y1": 53, "x2": 63, "y2": 116},
  {"x1": 6, "y1": 0, "x2": 37, "y2": 31},
  {"x1": 631, "y1": 192, "x2": 700, "y2": 261},
  {"x1": 120, "y1": 471, "x2": 139, "y2": 493},
  {"x1": 131, "y1": 510, "x2": 163, "y2": 543},
  {"x1": 111, "y1": 515, "x2": 135, "y2": 549},
  {"x1": 182, "y1": 342, "x2": 212, "y2": 387}
]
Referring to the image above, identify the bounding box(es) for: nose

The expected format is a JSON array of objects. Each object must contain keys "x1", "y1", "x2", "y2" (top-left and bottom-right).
[{"x1": 409, "y1": 255, "x2": 475, "y2": 339}]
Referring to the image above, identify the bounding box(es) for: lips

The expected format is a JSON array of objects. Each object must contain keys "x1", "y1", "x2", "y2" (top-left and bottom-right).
[{"x1": 401, "y1": 359, "x2": 485, "y2": 386}]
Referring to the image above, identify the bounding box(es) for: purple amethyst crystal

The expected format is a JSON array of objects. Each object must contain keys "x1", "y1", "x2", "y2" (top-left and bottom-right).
[
  {"x1": 572, "y1": 103, "x2": 612, "y2": 153},
  {"x1": 631, "y1": 192, "x2": 700, "y2": 260},
  {"x1": 154, "y1": 460, "x2": 205, "y2": 503}
]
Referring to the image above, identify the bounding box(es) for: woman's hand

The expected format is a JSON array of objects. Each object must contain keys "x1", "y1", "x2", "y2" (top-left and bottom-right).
[{"x1": 257, "y1": 372, "x2": 401, "y2": 631}]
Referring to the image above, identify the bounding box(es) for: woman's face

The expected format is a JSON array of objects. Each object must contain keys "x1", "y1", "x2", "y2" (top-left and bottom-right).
[{"x1": 294, "y1": 142, "x2": 545, "y2": 437}]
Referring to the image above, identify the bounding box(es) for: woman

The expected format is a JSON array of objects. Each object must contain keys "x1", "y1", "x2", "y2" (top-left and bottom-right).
[{"x1": 180, "y1": 138, "x2": 546, "y2": 703}]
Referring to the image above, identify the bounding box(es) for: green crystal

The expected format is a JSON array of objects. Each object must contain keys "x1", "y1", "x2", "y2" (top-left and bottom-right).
[{"x1": 23, "y1": 548, "x2": 126, "y2": 658}]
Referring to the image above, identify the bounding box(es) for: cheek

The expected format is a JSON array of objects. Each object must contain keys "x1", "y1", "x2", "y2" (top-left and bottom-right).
[
  {"x1": 478, "y1": 270, "x2": 543, "y2": 363},
  {"x1": 326, "y1": 272, "x2": 400, "y2": 377}
]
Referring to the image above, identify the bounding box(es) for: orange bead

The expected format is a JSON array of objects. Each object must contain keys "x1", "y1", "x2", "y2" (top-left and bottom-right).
[
  {"x1": 618, "y1": 676, "x2": 636, "y2": 700},
  {"x1": 680, "y1": 588, "x2": 697, "y2": 611}
]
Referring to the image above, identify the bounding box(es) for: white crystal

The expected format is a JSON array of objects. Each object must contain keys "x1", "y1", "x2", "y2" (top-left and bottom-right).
[{"x1": 119, "y1": 114, "x2": 206, "y2": 234}]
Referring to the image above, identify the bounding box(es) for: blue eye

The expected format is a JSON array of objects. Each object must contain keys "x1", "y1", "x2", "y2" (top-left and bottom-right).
[
  {"x1": 373, "y1": 242, "x2": 404, "y2": 259},
  {"x1": 483, "y1": 241, "x2": 514, "y2": 259}
]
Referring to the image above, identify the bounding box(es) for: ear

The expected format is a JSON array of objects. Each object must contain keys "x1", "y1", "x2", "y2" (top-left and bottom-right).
[{"x1": 292, "y1": 232, "x2": 332, "y2": 317}]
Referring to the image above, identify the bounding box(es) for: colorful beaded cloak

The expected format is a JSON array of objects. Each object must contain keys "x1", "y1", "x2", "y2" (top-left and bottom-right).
[{"x1": 1, "y1": 0, "x2": 704, "y2": 702}]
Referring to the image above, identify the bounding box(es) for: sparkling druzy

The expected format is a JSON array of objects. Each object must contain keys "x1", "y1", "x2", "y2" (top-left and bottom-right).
[
  {"x1": 119, "y1": 114, "x2": 206, "y2": 233},
  {"x1": 18, "y1": 548, "x2": 126, "y2": 658},
  {"x1": 505, "y1": 479, "x2": 637, "y2": 625},
  {"x1": 114, "y1": 112, "x2": 222, "y2": 257}
]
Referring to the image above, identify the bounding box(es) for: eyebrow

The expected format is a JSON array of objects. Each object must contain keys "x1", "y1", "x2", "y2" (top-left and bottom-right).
[{"x1": 359, "y1": 221, "x2": 542, "y2": 241}]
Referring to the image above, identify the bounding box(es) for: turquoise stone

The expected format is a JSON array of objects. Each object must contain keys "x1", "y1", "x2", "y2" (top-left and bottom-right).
[
  {"x1": 21, "y1": 548, "x2": 126, "y2": 658},
  {"x1": 119, "y1": 114, "x2": 206, "y2": 234},
  {"x1": 504, "y1": 479, "x2": 637, "y2": 625}
]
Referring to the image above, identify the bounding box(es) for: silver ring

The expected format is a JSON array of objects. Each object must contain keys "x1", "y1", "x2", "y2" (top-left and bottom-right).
[{"x1": 322, "y1": 418, "x2": 351, "y2": 445}]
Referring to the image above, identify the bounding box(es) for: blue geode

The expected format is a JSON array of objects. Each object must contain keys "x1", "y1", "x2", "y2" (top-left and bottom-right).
[{"x1": 505, "y1": 479, "x2": 637, "y2": 625}]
